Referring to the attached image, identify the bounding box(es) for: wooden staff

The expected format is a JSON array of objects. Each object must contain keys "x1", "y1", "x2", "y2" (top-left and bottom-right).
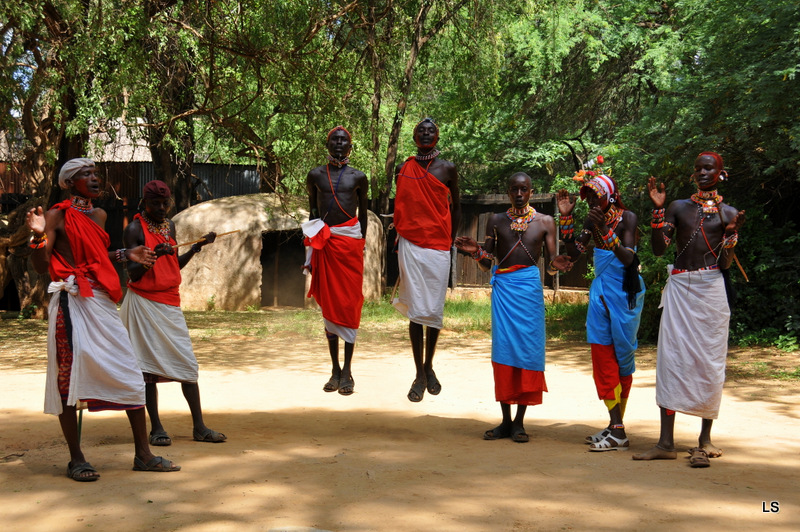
[{"x1": 172, "y1": 229, "x2": 241, "y2": 249}]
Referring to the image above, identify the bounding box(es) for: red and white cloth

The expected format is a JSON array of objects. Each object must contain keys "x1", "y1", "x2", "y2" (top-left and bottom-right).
[{"x1": 303, "y1": 217, "x2": 365, "y2": 344}]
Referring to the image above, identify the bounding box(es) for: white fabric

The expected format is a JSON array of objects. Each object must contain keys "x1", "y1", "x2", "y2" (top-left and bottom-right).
[
  {"x1": 44, "y1": 276, "x2": 145, "y2": 415},
  {"x1": 392, "y1": 236, "x2": 450, "y2": 329},
  {"x1": 302, "y1": 218, "x2": 362, "y2": 270},
  {"x1": 120, "y1": 290, "x2": 198, "y2": 382},
  {"x1": 58, "y1": 158, "x2": 95, "y2": 189},
  {"x1": 655, "y1": 265, "x2": 730, "y2": 419}
]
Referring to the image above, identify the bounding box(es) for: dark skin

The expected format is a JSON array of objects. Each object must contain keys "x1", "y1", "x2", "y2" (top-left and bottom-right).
[
  {"x1": 556, "y1": 186, "x2": 638, "y2": 442},
  {"x1": 394, "y1": 121, "x2": 462, "y2": 401},
  {"x1": 633, "y1": 154, "x2": 746, "y2": 461},
  {"x1": 123, "y1": 196, "x2": 218, "y2": 444},
  {"x1": 25, "y1": 164, "x2": 176, "y2": 479},
  {"x1": 306, "y1": 129, "x2": 369, "y2": 395},
  {"x1": 456, "y1": 173, "x2": 570, "y2": 440}
]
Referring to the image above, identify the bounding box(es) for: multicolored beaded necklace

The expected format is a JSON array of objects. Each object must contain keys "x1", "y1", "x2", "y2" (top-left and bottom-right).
[
  {"x1": 506, "y1": 205, "x2": 536, "y2": 233},
  {"x1": 326, "y1": 154, "x2": 349, "y2": 168},
  {"x1": 70, "y1": 196, "x2": 93, "y2": 215},
  {"x1": 691, "y1": 189, "x2": 723, "y2": 215},
  {"x1": 415, "y1": 149, "x2": 440, "y2": 162},
  {"x1": 604, "y1": 204, "x2": 623, "y2": 231},
  {"x1": 141, "y1": 211, "x2": 171, "y2": 241}
]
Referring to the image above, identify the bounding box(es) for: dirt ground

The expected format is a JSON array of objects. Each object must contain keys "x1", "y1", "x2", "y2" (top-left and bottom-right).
[{"x1": 1, "y1": 317, "x2": 799, "y2": 531}]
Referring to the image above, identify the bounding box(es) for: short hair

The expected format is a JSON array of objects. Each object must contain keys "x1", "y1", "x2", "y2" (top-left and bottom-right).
[{"x1": 508, "y1": 172, "x2": 531, "y2": 187}]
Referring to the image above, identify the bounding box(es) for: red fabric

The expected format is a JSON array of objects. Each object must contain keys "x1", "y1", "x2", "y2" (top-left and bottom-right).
[
  {"x1": 126, "y1": 213, "x2": 181, "y2": 306},
  {"x1": 394, "y1": 157, "x2": 452, "y2": 250},
  {"x1": 306, "y1": 218, "x2": 365, "y2": 330},
  {"x1": 590, "y1": 343, "x2": 632, "y2": 400},
  {"x1": 492, "y1": 361, "x2": 547, "y2": 405},
  {"x1": 48, "y1": 200, "x2": 122, "y2": 302}
]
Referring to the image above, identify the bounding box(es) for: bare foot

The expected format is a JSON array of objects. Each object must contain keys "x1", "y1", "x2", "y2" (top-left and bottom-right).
[
  {"x1": 632, "y1": 445, "x2": 678, "y2": 461},
  {"x1": 700, "y1": 442, "x2": 723, "y2": 458}
]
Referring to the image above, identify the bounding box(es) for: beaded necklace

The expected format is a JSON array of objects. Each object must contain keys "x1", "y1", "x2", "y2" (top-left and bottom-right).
[
  {"x1": 326, "y1": 154, "x2": 349, "y2": 168},
  {"x1": 506, "y1": 205, "x2": 536, "y2": 233},
  {"x1": 141, "y1": 211, "x2": 171, "y2": 241},
  {"x1": 70, "y1": 196, "x2": 93, "y2": 215},
  {"x1": 415, "y1": 149, "x2": 440, "y2": 162},
  {"x1": 604, "y1": 204, "x2": 623, "y2": 231},
  {"x1": 690, "y1": 189, "x2": 723, "y2": 215}
]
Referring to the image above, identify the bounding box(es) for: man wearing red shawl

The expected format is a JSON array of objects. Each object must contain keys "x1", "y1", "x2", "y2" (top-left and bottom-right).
[
  {"x1": 25, "y1": 158, "x2": 180, "y2": 481},
  {"x1": 634, "y1": 152, "x2": 745, "y2": 467},
  {"x1": 120, "y1": 180, "x2": 226, "y2": 446},
  {"x1": 393, "y1": 118, "x2": 461, "y2": 402},
  {"x1": 304, "y1": 126, "x2": 368, "y2": 396}
]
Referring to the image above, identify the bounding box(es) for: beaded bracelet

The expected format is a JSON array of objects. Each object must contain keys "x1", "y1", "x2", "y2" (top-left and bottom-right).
[
  {"x1": 601, "y1": 228, "x2": 621, "y2": 250},
  {"x1": 651, "y1": 208, "x2": 665, "y2": 229},
  {"x1": 575, "y1": 229, "x2": 591, "y2": 254},
  {"x1": 470, "y1": 247, "x2": 493, "y2": 262},
  {"x1": 662, "y1": 222, "x2": 674, "y2": 246},
  {"x1": 559, "y1": 214, "x2": 575, "y2": 241},
  {"x1": 722, "y1": 232, "x2": 738, "y2": 249},
  {"x1": 548, "y1": 260, "x2": 559, "y2": 275},
  {"x1": 115, "y1": 248, "x2": 128, "y2": 263},
  {"x1": 29, "y1": 233, "x2": 47, "y2": 250}
]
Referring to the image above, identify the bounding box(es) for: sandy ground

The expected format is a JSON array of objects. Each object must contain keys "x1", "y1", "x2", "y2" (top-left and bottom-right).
[{"x1": 1, "y1": 331, "x2": 799, "y2": 532}]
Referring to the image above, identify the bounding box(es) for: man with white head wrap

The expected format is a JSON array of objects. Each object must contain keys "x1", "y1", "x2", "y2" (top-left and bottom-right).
[{"x1": 25, "y1": 158, "x2": 180, "y2": 481}]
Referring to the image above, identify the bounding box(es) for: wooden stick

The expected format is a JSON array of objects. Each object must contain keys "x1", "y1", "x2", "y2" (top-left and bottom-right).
[
  {"x1": 733, "y1": 254, "x2": 749, "y2": 282},
  {"x1": 172, "y1": 229, "x2": 241, "y2": 249}
]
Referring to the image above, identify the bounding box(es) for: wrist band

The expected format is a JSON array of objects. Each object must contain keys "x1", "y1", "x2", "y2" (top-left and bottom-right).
[
  {"x1": 651, "y1": 208, "x2": 665, "y2": 229},
  {"x1": 115, "y1": 248, "x2": 128, "y2": 263},
  {"x1": 29, "y1": 233, "x2": 47, "y2": 250},
  {"x1": 559, "y1": 214, "x2": 575, "y2": 241},
  {"x1": 470, "y1": 247, "x2": 493, "y2": 262},
  {"x1": 601, "y1": 228, "x2": 621, "y2": 250},
  {"x1": 191, "y1": 243, "x2": 202, "y2": 254},
  {"x1": 722, "y1": 232, "x2": 738, "y2": 249}
]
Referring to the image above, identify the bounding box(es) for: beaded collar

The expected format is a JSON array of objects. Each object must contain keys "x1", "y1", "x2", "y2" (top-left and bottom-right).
[
  {"x1": 70, "y1": 196, "x2": 93, "y2": 214},
  {"x1": 507, "y1": 205, "x2": 536, "y2": 233},
  {"x1": 141, "y1": 211, "x2": 171, "y2": 240},
  {"x1": 415, "y1": 149, "x2": 440, "y2": 162},
  {"x1": 604, "y1": 204, "x2": 623, "y2": 230},
  {"x1": 691, "y1": 189, "x2": 723, "y2": 215},
  {"x1": 326, "y1": 154, "x2": 349, "y2": 168}
]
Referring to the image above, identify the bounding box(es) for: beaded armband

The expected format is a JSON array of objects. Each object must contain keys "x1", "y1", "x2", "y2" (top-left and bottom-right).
[
  {"x1": 559, "y1": 214, "x2": 575, "y2": 241},
  {"x1": 651, "y1": 208, "x2": 665, "y2": 229},
  {"x1": 115, "y1": 248, "x2": 128, "y2": 263},
  {"x1": 29, "y1": 233, "x2": 47, "y2": 250},
  {"x1": 722, "y1": 232, "x2": 738, "y2": 249},
  {"x1": 471, "y1": 247, "x2": 493, "y2": 262}
]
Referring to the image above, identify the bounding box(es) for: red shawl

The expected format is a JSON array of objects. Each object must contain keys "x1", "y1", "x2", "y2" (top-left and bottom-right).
[
  {"x1": 48, "y1": 199, "x2": 122, "y2": 302},
  {"x1": 126, "y1": 213, "x2": 181, "y2": 306},
  {"x1": 394, "y1": 157, "x2": 452, "y2": 250}
]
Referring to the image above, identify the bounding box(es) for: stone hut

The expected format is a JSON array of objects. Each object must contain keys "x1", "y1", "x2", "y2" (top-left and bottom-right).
[{"x1": 173, "y1": 193, "x2": 385, "y2": 311}]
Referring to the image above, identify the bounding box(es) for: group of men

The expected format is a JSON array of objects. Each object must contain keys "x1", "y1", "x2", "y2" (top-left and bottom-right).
[
  {"x1": 302, "y1": 122, "x2": 744, "y2": 467},
  {"x1": 26, "y1": 119, "x2": 743, "y2": 481}
]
